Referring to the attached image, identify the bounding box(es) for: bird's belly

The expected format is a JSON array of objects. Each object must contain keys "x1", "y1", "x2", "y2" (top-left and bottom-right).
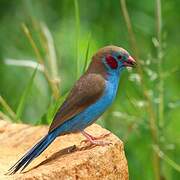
[
  {"x1": 73, "y1": 91, "x2": 115, "y2": 130},
  {"x1": 58, "y1": 80, "x2": 118, "y2": 133}
]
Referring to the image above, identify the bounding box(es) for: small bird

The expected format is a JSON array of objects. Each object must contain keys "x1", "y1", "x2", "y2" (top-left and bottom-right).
[{"x1": 7, "y1": 45, "x2": 136, "y2": 174}]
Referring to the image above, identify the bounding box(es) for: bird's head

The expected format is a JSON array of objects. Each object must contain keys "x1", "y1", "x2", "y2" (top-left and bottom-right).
[
  {"x1": 88, "y1": 45, "x2": 136, "y2": 76},
  {"x1": 100, "y1": 45, "x2": 136, "y2": 71}
]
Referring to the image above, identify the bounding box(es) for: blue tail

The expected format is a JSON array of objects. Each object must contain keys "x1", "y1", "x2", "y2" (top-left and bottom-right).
[{"x1": 7, "y1": 132, "x2": 56, "y2": 174}]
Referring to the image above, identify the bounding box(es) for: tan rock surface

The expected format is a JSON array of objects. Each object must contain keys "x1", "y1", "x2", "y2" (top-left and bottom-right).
[{"x1": 0, "y1": 120, "x2": 128, "y2": 180}]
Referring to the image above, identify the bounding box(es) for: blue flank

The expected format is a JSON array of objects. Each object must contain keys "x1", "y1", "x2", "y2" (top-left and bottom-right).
[
  {"x1": 55, "y1": 71, "x2": 122, "y2": 133},
  {"x1": 8, "y1": 70, "x2": 123, "y2": 174}
]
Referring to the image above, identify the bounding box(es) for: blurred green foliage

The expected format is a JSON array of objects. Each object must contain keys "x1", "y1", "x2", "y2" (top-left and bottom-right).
[{"x1": 0, "y1": 0, "x2": 179, "y2": 179}]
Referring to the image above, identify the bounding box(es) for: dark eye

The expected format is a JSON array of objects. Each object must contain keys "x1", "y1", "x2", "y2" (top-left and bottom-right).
[
  {"x1": 105, "y1": 55, "x2": 118, "y2": 69},
  {"x1": 117, "y1": 55, "x2": 122, "y2": 60}
]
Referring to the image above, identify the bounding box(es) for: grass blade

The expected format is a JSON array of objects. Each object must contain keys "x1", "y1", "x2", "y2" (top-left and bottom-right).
[
  {"x1": 16, "y1": 66, "x2": 38, "y2": 121},
  {"x1": 153, "y1": 145, "x2": 180, "y2": 172},
  {"x1": 22, "y1": 23, "x2": 59, "y2": 100},
  {"x1": 40, "y1": 22, "x2": 60, "y2": 99},
  {"x1": 41, "y1": 91, "x2": 69, "y2": 125},
  {"x1": 4, "y1": 58, "x2": 44, "y2": 72},
  {"x1": 0, "y1": 111, "x2": 12, "y2": 122},
  {"x1": 40, "y1": 22, "x2": 59, "y2": 81},
  {"x1": 22, "y1": 23, "x2": 44, "y2": 64},
  {"x1": 74, "y1": 0, "x2": 80, "y2": 79},
  {"x1": 0, "y1": 96, "x2": 17, "y2": 121},
  {"x1": 82, "y1": 32, "x2": 91, "y2": 73}
]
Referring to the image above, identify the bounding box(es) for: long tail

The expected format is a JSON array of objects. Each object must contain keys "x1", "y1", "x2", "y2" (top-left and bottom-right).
[{"x1": 7, "y1": 132, "x2": 56, "y2": 175}]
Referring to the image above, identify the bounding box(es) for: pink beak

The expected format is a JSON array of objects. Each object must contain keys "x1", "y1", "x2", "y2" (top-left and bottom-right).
[{"x1": 124, "y1": 56, "x2": 136, "y2": 67}]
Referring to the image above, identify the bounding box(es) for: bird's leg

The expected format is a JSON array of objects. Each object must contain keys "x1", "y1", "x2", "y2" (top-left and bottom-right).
[{"x1": 80, "y1": 130, "x2": 111, "y2": 146}]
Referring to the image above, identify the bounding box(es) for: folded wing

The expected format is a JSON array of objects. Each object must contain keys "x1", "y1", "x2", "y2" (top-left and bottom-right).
[{"x1": 49, "y1": 73, "x2": 106, "y2": 132}]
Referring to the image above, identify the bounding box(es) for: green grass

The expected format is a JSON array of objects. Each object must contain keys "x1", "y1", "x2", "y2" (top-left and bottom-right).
[
  {"x1": 74, "y1": 0, "x2": 81, "y2": 79},
  {"x1": 82, "y1": 32, "x2": 91, "y2": 73},
  {"x1": 0, "y1": 96, "x2": 17, "y2": 121},
  {"x1": 16, "y1": 65, "x2": 38, "y2": 121}
]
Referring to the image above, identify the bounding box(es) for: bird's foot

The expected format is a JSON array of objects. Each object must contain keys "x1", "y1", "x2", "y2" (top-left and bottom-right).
[
  {"x1": 80, "y1": 131, "x2": 111, "y2": 146},
  {"x1": 81, "y1": 132, "x2": 111, "y2": 143}
]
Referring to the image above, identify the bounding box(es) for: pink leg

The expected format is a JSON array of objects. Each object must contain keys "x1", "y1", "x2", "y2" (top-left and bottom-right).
[{"x1": 81, "y1": 130, "x2": 111, "y2": 146}]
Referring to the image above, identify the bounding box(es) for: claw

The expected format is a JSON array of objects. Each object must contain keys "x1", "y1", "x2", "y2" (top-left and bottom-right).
[{"x1": 80, "y1": 131, "x2": 112, "y2": 146}]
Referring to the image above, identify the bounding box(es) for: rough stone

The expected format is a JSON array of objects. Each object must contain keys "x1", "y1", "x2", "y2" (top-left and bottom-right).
[{"x1": 0, "y1": 120, "x2": 128, "y2": 180}]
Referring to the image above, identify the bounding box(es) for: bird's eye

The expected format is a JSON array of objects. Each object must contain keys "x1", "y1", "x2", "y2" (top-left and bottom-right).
[
  {"x1": 117, "y1": 55, "x2": 122, "y2": 60},
  {"x1": 105, "y1": 55, "x2": 118, "y2": 69}
]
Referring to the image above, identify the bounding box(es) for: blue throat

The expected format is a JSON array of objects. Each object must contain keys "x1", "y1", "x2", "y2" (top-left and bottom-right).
[{"x1": 54, "y1": 70, "x2": 123, "y2": 135}]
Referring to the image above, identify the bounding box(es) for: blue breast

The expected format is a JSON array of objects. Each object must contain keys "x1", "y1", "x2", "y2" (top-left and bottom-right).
[{"x1": 55, "y1": 72, "x2": 121, "y2": 134}]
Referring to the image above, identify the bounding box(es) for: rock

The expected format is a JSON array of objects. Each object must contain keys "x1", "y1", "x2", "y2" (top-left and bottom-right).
[{"x1": 0, "y1": 120, "x2": 128, "y2": 180}]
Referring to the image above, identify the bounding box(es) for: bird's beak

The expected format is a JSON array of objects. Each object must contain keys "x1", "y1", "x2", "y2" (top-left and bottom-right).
[{"x1": 124, "y1": 56, "x2": 136, "y2": 67}]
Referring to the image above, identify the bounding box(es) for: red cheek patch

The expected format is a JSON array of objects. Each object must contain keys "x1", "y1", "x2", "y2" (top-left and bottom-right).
[{"x1": 105, "y1": 55, "x2": 118, "y2": 69}]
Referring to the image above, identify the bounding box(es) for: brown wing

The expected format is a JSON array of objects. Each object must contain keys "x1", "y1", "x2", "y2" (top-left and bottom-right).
[{"x1": 49, "y1": 73, "x2": 105, "y2": 132}]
